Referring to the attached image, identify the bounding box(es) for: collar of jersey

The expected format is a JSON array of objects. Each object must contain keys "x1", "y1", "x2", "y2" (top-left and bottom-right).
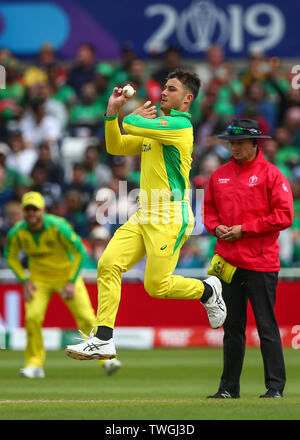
[
  {"x1": 24, "y1": 214, "x2": 50, "y2": 232},
  {"x1": 170, "y1": 109, "x2": 191, "y2": 119}
]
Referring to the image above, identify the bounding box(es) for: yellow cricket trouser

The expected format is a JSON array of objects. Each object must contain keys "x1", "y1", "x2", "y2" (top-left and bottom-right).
[
  {"x1": 96, "y1": 205, "x2": 205, "y2": 329},
  {"x1": 24, "y1": 276, "x2": 96, "y2": 367}
]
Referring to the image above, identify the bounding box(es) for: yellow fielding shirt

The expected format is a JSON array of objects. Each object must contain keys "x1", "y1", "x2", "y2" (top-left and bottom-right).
[
  {"x1": 105, "y1": 109, "x2": 195, "y2": 251},
  {"x1": 105, "y1": 109, "x2": 194, "y2": 207},
  {"x1": 4, "y1": 214, "x2": 87, "y2": 283}
]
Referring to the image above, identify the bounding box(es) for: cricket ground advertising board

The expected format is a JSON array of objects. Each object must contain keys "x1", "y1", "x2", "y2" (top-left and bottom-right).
[{"x1": 0, "y1": 281, "x2": 300, "y2": 348}]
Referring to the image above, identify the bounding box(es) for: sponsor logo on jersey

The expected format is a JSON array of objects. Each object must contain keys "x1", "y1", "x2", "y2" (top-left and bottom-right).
[{"x1": 218, "y1": 178, "x2": 230, "y2": 184}]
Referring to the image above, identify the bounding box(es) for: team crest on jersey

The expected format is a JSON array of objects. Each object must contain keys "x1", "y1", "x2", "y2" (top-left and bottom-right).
[
  {"x1": 282, "y1": 183, "x2": 288, "y2": 193},
  {"x1": 159, "y1": 119, "x2": 168, "y2": 127}
]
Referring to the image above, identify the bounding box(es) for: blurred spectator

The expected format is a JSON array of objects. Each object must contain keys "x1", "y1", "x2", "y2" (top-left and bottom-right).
[
  {"x1": 84, "y1": 145, "x2": 112, "y2": 188},
  {"x1": 0, "y1": 48, "x2": 11, "y2": 65},
  {"x1": 6, "y1": 128, "x2": 37, "y2": 177},
  {"x1": 19, "y1": 99, "x2": 61, "y2": 155},
  {"x1": 274, "y1": 126, "x2": 300, "y2": 175},
  {"x1": 125, "y1": 58, "x2": 162, "y2": 105},
  {"x1": 262, "y1": 138, "x2": 291, "y2": 178},
  {"x1": 68, "y1": 43, "x2": 96, "y2": 96},
  {"x1": 0, "y1": 56, "x2": 25, "y2": 125},
  {"x1": 192, "y1": 154, "x2": 222, "y2": 189},
  {"x1": 261, "y1": 59, "x2": 290, "y2": 123},
  {"x1": 194, "y1": 86, "x2": 228, "y2": 152},
  {"x1": 0, "y1": 142, "x2": 28, "y2": 189},
  {"x1": 239, "y1": 50, "x2": 293, "y2": 129},
  {"x1": 33, "y1": 141, "x2": 65, "y2": 187},
  {"x1": 95, "y1": 62, "x2": 114, "y2": 108},
  {"x1": 112, "y1": 42, "x2": 137, "y2": 85},
  {"x1": 0, "y1": 200, "x2": 23, "y2": 233},
  {"x1": 0, "y1": 200, "x2": 23, "y2": 268},
  {"x1": 85, "y1": 186, "x2": 115, "y2": 232},
  {"x1": 109, "y1": 155, "x2": 139, "y2": 193},
  {"x1": 235, "y1": 81, "x2": 276, "y2": 133},
  {"x1": 64, "y1": 190, "x2": 88, "y2": 238},
  {"x1": 63, "y1": 162, "x2": 95, "y2": 209},
  {"x1": 127, "y1": 59, "x2": 148, "y2": 102},
  {"x1": 0, "y1": 162, "x2": 15, "y2": 211},
  {"x1": 38, "y1": 82, "x2": 68, "y2": 131},
  {"x1": 153, "y1": 45, "x2": 182, "y2": 87},
  {"x1": 101, "y1": 175, "x2": 138, "y2": 236},
  {"x1": 83, "y1": 226, "x2": 111, "y2": 269},
  {"x1": 68, "y1": 82, "x2": 105, "y2": 137},
  {"x1": 30, "y1": 163, "x2": 61, "y2": 208},
  {"x1": 289, "y1": 166, "x2": 300, "y2": 266},
  {"x1": 284, "y1": 107, "x2": 300, "y2": 148},
  {"x1": 211, "y1": 64, "x2": 244, "y2": 118},
  {"x1": 262, "y1": 138, "x2": 279, "y2": 164},
  {"x1": 24, "y1": 43, "x2": 67, "y2": 88},
  {"x1": 195, "y1": 44, "x2": 226, "y2": 90},
  {"x1": 47, "y1": 64, "x2": 77, "y2": 109},
  {"x1": 239, "y1": 48, "x2": 268, "y2": 88},
  {"x1": 110, "y1": 154, "x2": 139, "y2": 213},
  {"x1": 291, "y1": 166, "x2": 300, "y2": 219},
  {"x1": 176, "y1": 239, "x2": 205, "y2": 269},
  {"x1": 127, "y1": 155, "x2": 141, "y2": 186}
]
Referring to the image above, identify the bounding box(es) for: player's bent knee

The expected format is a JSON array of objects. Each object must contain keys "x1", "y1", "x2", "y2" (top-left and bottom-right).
[
  {"x1": 97, "y1": 253, "x2": 116, "y2": 273},
  {"x1": 144, "y1": 278, "x2": 169, "y2": 298}
]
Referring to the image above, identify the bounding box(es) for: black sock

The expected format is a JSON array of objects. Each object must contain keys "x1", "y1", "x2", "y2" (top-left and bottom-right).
[
  {"x1": 96, "y1": 326, "x2": 113, "y2": 340},
  {"x1": 200, "y1": 282, "x2": 213, "y2": 303}
]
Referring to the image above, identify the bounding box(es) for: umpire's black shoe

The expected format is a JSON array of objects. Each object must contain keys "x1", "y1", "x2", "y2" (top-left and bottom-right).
[
  {"x1": 259, "y1": 389, "x2": 283, "y2": 398},
  {"x1": 207, "y1": 390, "x2": 240, "y2": 399}
]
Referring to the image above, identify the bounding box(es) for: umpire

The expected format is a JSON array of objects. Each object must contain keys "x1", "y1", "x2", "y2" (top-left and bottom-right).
[{"x1": 204, "y1": 119, "x2": 294, "y2": 398}]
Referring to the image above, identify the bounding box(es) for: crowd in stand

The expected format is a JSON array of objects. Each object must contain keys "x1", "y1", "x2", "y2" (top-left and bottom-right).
[{"x1": 0, "y1": 42, "x2": 300, "y2": 271}]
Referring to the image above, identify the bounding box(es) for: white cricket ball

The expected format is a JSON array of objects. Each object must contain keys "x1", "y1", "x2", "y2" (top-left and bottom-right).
[{"x1": 123, "y1": 84, "x2": 135, "y2": 98}]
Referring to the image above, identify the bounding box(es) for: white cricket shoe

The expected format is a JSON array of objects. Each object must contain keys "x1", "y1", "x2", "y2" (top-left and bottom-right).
[
  {"x1": 202, "y1": 276, "x2": 227, "y2": 329},
  {"x1": 19, "y1": 366, "x2": 45, "y2": 378},
  {"x1": 103, "y1": 359, "x2": 122, "y2": 376},
  {"x1": 64, "y1": 329, "x2": 116, "y2": 360}
]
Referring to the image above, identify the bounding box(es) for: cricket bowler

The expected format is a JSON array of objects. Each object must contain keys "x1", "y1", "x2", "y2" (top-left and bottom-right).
[{"x1": 65, "y1": 69, "x2": 226, "y2": 361}]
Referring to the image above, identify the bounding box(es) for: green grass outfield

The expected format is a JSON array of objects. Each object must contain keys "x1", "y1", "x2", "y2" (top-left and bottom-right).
[{"x1": 0, "y1": 347, "x2": 299, "y2": 420}]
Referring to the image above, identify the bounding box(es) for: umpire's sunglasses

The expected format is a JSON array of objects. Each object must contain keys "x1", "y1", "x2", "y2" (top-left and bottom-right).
[{"x1": 227, "y1": 125, "x2": 262, "y2": 136}]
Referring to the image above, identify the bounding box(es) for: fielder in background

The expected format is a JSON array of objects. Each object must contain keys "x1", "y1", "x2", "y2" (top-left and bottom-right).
[
  {"x1": 4, "y1": 191, "x2": 121, "y2": 378},
  {"x1": 64, "y1": 69, "x2": 227, "y2": 362}
]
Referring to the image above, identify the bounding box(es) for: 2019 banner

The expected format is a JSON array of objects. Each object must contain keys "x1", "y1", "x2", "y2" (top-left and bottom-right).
[{"x1": 0, "y1": 0, "x2": 299, "y2": 59}]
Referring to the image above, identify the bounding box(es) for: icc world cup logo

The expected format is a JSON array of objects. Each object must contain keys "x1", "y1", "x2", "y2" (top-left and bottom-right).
[
  {"x1": 177, "y1": 1, "x2": 229, "y2": 52},
  {"x1": 249, "y1": 175, "x2": 258, "y2": 186}
]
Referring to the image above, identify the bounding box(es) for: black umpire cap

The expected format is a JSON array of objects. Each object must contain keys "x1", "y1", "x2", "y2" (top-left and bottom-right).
[{"x1": 217, "y1": 119, "x2": 272, "y2": 141}]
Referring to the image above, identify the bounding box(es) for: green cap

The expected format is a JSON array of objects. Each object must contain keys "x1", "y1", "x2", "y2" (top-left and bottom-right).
[{"x1": 96, "y1": 62, "x2": 114, "y2": 77}]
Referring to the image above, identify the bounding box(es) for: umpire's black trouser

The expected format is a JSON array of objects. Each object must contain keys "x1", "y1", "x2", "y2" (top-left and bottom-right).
[{"x1": 218, "y1": 268, "x2": 286, "y2": 395}]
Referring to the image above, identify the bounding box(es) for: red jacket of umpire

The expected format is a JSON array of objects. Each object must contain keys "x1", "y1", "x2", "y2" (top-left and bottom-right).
[{"x1": 204, "y1": 149, "x2": 294, "y2": 272}]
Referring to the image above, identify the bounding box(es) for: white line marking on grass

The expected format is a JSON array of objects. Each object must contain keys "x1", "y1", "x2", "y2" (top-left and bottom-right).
[{"x1": 0, "y1": 399, "x2": 203, "y2": 404}]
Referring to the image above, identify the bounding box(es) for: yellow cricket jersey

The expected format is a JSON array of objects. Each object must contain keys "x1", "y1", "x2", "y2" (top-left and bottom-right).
[
  {"x1": 4, "y1": 214, "x2": 87, "y2": 283},
  {"x1": 105, "y1": 109, "x2": 194, "y2": 222}
]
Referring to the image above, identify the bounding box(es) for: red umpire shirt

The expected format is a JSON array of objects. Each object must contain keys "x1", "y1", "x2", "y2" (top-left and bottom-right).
[{"x1": 204, "y1": 149, "x2": 294, "y2": 272}]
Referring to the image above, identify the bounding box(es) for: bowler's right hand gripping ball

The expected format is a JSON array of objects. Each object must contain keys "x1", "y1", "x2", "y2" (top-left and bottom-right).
[{"x1": 123, "y1": 84, "x2": 135, "y2": 98}]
